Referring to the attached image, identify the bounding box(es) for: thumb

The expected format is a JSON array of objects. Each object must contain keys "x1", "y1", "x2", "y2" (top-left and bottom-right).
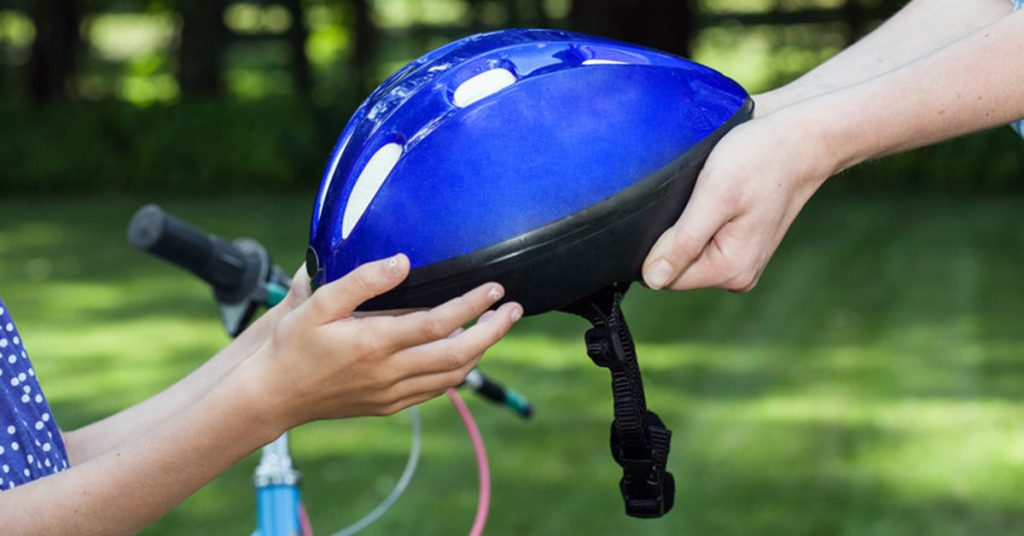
[
  {"x1": 642, "y1": 185, "x2": 732, "y2": 290},
  {"x1": 296, "y1": 253, "x2": 410, "y2": 324},
  {"x1": 281, "y1": 263, "x2": 312, "y2": 308}
]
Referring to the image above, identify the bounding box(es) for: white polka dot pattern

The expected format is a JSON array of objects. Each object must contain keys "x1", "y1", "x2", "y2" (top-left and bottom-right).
[{"x1": 0, "y1": 298, "x2": 69, "y2": 490}]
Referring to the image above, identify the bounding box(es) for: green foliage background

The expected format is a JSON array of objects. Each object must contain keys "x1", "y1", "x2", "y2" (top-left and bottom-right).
[
  {"x1": 0, "y1": 99, "x2": 330, "y2": 193},
  {"x1": 1, "y1": 1, "x2": 1023, "y2": 534},
  {"x1": 0, "y1": 0, "x2": 1020, "y2": 194},
  {"x1": 1, "y1": 101, "x2": 1020, "y2": 195}
]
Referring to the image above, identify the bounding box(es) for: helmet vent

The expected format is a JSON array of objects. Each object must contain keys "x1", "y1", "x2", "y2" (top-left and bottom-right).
[
  {"x1": 342, "y1": 142, "x2": 404, "y2": 239},
  {"x1": 581, "y1": 59, "x2": 628, "y2": 66},
  {"x1": 314, "y1": 137, "x2": 349, "y2": 226},
  {"x1": 453, "y1": 68, "x2": 516, "y2": 108}
]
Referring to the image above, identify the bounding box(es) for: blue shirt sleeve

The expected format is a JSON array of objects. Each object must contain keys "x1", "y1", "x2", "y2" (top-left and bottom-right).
[{"x1": 0, "y1": 298, "x2": 70, "y2": 491}]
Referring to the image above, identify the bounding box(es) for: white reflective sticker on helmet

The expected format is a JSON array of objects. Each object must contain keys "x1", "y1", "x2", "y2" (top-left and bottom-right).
[
  {"x1": 453, "y1": 68, "x2": 517, "y2": 108},
  {"x1": 342, "y1": 143, "x2": 404, "y2": 239},
  {"x1": 581, "y1": 59, "x2": 628, "y2": 66}
]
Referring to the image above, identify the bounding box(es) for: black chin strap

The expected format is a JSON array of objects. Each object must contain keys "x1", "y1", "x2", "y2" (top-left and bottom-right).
[{"x1": 561, "y1": 282, "x2": 675, "y2": 518}]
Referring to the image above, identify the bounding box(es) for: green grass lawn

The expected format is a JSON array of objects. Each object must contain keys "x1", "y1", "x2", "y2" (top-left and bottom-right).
[{"x1": 2, "y1": 191, "x2": 1024, "y2": 535}]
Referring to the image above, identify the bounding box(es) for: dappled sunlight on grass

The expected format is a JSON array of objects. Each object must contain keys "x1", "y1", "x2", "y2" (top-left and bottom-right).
[
  {"x1": 3, "y1": 193, "x2": 1024, "y2": 534},
  {"x1": 859, "y1": 403, "x2": 1024, "y2": 506}
]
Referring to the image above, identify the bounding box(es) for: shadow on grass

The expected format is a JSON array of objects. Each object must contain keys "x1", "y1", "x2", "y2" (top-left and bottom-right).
[
  {"x1": 142, "y1": 411, "x2": 1024, "y2": 536},
  {"x1": 6, "y1": 192, "x2": 1024, "y2": 535}
]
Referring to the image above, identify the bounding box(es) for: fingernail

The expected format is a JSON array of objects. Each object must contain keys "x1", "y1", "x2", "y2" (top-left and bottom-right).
[
  {"x1": 510, "y1": 304, "x2": 523, "y2": 322},
  {"x1": 385, "y1": 254, "x2": 402, "y2": 275},
  {"x1": 487, "y1": 285, "x2": 503, "y2": 302},
  {"x1": 645, "y1": 259, "x2": 674, "y2": 289}
]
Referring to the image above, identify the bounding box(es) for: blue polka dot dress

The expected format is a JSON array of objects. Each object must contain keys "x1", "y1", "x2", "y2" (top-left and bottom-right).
[{"x1": 0, "y1": 298, "x2": 70, "y2": 490}]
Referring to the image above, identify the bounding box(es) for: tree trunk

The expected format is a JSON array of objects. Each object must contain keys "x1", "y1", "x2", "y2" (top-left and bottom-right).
[
  {"x1": 28, "y1": 0, "x2": 82, "y2": 103},
  {"x1": 466, "y1": 0, "x2": 485, "y2": 33},
  {"x1": 841, "y1": 0, "x2": 865, "y2": 47},
  {"x1": 177, "y1": 0, "x2": 227, "y2": 96},
  {"x1": 282, "y1": 0, "x2": 313, "y2": 95},
  {"x1": 352, "y1": 0, "x2": 377, "y2": 93},
  {"x1": 570, "y1": 0, "x2": 696, "y2": 58}
]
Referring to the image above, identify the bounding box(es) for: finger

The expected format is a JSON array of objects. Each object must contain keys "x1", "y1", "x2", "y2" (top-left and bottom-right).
[
  {"x1": 281, "y1": 263, "x2": 311, "y2": 308},
  {"x1": 642, "y1": 180, "x2": 733, "y2": 290},
  {"x1": 297, "y1": 253, "x2": 410, "y2": 324},
  {"x1": 382, "y1": 282, "x2": 505, "y2": 350},
  {"x1": 377, "y1": 388, "x2": 448, "y2": 417},
  {"x1": 390, "y1": 301, "x2": 521, "y2": 378},
  {"x1": 387, "y1": 354, "x2": 482, "y2": 399},
  {"x1": 669, "y1": 221, "x2": 765, "y2": 292},
  {"x1": 674, "y1": 251, "x2": 762, "y2": 293},
  {"x1": 474, "y1": 310, "x2": 495, "y2": 326},
  {"x1": 666, "y1": 242, "x2": 730, "y2": 291},
  {"x1": 351, "y1": 307, "x2": 422, "y2": 319},
  {"x1": 445, "y1": 302, "x2": 520, "y2": 361},
  {"x1": 291, "y1": 263, "x2": 309, "y2": 289}
]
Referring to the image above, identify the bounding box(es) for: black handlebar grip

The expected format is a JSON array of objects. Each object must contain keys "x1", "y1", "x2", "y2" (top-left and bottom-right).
[
  {"x1": 475, "y1": 376, "x2": 507, "y2": 404},
  {"x1": 128, "y1": 204, "x2": 250, "y2": 293}
]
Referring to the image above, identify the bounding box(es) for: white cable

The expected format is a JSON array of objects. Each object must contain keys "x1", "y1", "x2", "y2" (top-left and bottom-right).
[{"x1": 331, "y1": 405, "x2": 423, "y2": 536}]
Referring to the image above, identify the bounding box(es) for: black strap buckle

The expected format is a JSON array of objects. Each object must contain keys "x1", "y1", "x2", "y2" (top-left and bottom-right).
[
  {"x1": 613, "y1": 411, "x2": 675, "y2": 518},
  {"x1": 620, "y1": 457, "x2": 674, "y2": 518},
  {"x1": 562, "y1": 283, "x2": 675, "y2": 518}
]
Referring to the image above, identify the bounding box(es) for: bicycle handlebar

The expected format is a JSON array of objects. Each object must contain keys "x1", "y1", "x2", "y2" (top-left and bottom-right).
[
  {"x1": 128, "y1": 204, "x2": 265, "y2": 304},
  {"x1": 127, "y1": 203, "x2": 533, "y2": 415}
]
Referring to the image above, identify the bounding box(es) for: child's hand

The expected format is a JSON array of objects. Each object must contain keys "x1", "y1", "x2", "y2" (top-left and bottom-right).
[{"x1": 242, "y1": 253, "x2": 522, "y2": 428}]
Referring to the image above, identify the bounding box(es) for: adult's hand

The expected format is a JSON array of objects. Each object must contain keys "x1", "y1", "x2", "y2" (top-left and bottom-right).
[
  {"x1": 641, "y1": 107, "x2": 838, "y2": 292},
  {"x1": 643, "y1": 4, "x2": 1024, "y2": 294}
]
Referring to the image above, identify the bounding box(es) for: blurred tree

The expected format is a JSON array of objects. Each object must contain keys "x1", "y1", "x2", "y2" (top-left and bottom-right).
[
  {"x1": 841, "y1": 0, "x2": 865, "y2": 46},
  {"x1": 503, "y1": 0, "x2": 544, "y2": 27},
  {"x1": 465, "y1": 0, "x2": 485, "y2": 33},
  {"x1": 177, "y1": 0, "x2": 227, "y2": 95},
  {"x1": 28, "y1": 0, "x2": 82, "y2": 103},
  {"x1": 570, "y1": 0, "x2": 695, "y2": 57},
  {"x1": 351, "y1": 0, "x2": 376, "y2": 93},
  {"x1": 282, "y1": 0, "x2": 312, "y2": 93}
]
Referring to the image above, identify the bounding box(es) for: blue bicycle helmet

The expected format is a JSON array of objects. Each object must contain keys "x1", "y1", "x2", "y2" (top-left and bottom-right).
[
  {"x1": 306, "y1": 29, "x2": 750, "y2": 313},
  {"x1": 307, "y1": 29, "x2": 751, "y2": 518}
]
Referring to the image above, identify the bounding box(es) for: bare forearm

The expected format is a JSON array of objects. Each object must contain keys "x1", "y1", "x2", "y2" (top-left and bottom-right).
[
  {"x1": 798, "y1": 10, "x2": 1024, "y2": 173},
  {"x1": 0, "y1": 257, "x2": 517, "y2": 534},
  {"x1": 757, "y1": 0, "x2": 1011, "y2": 114},
  {"x1": 62, "y1": 306, "x2": 282, "y2": 464},
  {"x1": 1, "y1": 368, "x2": 281, "y2": 535}
]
